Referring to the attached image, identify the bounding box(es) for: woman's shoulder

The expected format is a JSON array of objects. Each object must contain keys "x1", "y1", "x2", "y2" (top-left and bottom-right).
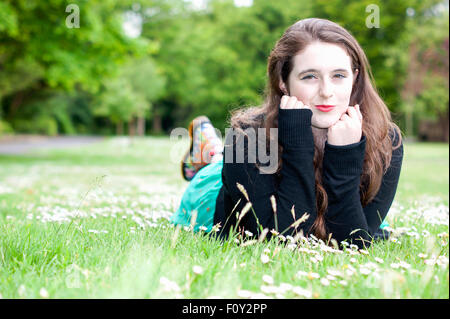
[
  {"x1": 388, "y1": 125, "x2": 403, "y2": 152},
  {"x1": 225, "y1": 108, "x2": 265, "y2": 145},
  {"x1": 384, "y1": 125, "x2": 404, "y2": 173},
  {"x1": 224, "y1": 109, "x2": 276, "y2": 172},
  {"x1": 230, "y1": 107, "x2": 265, "y2": 130}
]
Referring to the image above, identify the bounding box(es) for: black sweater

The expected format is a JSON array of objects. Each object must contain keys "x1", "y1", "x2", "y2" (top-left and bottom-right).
[{"x1": 213, "y1": 108, "x2": 403, "y2": 248}]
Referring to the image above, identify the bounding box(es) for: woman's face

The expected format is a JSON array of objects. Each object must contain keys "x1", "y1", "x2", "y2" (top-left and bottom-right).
[{"x1": 281, "y1": 41, "x2": 358, "y2": 129}]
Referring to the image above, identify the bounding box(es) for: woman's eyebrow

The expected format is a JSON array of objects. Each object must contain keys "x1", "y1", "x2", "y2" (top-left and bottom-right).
[
  {"x1": 298, "y1": 68, "x2": 350, "y2": 75},
  {"x1": 332, "y1": 68, "x2": 350, "y2": 73}
]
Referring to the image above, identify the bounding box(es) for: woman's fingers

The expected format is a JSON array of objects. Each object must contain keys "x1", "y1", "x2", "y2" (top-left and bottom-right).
[
  {"x1": 280, "y1": 95, "x2": 289, "y2": 109},
  {"x1": 355, "y1": 104, "x2": 363, "y2": 122},
  {"x1": 296, "y1": 99, "x2": 305, "y2": 109},
  {"x1": 280, "y1": 95, "x2": 310, "y2": 110},
  {"x1": 280, "y1": 95, "x2": 300, "y2": 109},
  {"x1": 346, "y1": 106, "x2": 358, "y2": 120},
  {"x1": 286, "y1": 96, "x2": 298, "y2": 109},
  {"x1": 329, "y1": 105, "x2": 363, "y2": 146},
  {"x1": 298, "y1": 100, "x2": 312, "y2": 110},
  {"x1": 346, "y1": 105, "x2": 363, "y2": 125},
  {"x1": 340, "y1": 113, "x2": 350, "y2": 121}
]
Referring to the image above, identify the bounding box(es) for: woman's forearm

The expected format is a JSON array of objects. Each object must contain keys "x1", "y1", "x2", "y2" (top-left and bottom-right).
[{"x1": 322, "y1": 136, "x2": 371, "y2": 246}]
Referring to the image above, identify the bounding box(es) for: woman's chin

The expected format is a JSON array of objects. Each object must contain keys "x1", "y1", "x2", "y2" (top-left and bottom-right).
[{"x1": 311, "y1": 117, "x2": 338, "y2": 129}]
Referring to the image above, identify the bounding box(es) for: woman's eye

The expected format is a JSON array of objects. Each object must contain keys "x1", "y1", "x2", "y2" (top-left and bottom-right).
[
  {"x1": 301, "y1": 74, "x2": 317, "y2": 80},
  {"x1": 334, "y1": 73, "x2": 346, "y2": 79}
]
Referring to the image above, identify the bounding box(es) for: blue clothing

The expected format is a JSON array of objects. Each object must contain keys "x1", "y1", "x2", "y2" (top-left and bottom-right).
[{"x1": 170, "y1": 159, "x2": 223, "y2": 232}]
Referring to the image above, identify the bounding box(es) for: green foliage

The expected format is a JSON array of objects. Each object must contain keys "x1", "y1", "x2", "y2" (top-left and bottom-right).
[
  {"x1": 143, "y1": 0, "x2": 315, "y2": 130},
  {"x1": 93, "y1": 57, "x2": 166, "y2": 126},
  {"x1": 0, "y1": 0, "x2": 158, "y2": 134},
  {"x1": 0, "y1": 1, "x2": 127, "y2": 94},
  {"x1": 0, "y1": 119, "x2": 13, "y2": 134},
  {"x1": 8, "y1": 90, "x2": 96, "y2": 135},
  {"x1": 94, "y1": 77, "x2": 144, "y2": 124},
  {"x1": 408, "y1": 10, "x2": 449, "y2": 118},
  {"x1": 0, "y1": 2, "x2": 18, "y2": 37},
  {"x1": 121, "y1": 58, "x2": 167, "y2": 116},
  {"x1": 14, "y1": 117, "x2": 59, "y2": 136},
  {"x1": 143, "y1": 0, "x2": 448, "y2": 132},
  {"x1": 415, "y1": 75, "x2": 449, "y2": 120},
  {"x1": 0, "y1": 0, "x2": 448, "y2": 136}
]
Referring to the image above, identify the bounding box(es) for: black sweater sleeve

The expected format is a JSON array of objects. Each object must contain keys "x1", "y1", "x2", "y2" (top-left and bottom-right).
[
  {"x1": 217, "y1": 109, "x2": 317, "y2": 238},
  {"x1": 322, "y1": 128, "x2": 404, "y2": 248}
]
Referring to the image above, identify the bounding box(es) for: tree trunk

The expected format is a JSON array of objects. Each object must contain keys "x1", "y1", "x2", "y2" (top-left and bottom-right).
[
  {"x1": 128, "y1": 117, "x2": 136, "y2": 136},
  {"x1": 8, "y1": 91, "x2": 25, "y2": 119},
  {"x1": 116, "y1": 120, "x2": 123, "y2": 135},
  {"x1": 137, "y1": 117, "x2": 146, "y2": 136},
  {"x1": 153, "y1": 112, "x2": 162, "y2": 134}
]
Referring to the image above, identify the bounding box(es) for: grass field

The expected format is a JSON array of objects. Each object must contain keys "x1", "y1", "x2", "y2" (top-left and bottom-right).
[{"x1": 0, "y1": 137, "x2": 448, "y2": 299}]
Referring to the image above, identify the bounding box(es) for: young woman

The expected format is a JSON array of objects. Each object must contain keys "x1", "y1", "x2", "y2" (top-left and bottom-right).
[{"x1": 170, "y1": 18, "x2": 404, "y2": 249}]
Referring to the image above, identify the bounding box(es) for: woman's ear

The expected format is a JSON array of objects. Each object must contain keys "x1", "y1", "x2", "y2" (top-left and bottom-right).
[
  {"x1": 279, "y1": 80, "x2": 288, "y2": 95},
  {"x1": 353, "y1": 69, "x2": 359, "y2": 85}
]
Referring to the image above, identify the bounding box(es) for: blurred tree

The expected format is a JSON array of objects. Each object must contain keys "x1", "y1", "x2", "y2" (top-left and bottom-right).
[
  {"x1": 143, "y1": 0, "x2": 447, "y2": 133},
  {"x1": 94, "y1": 76, "x2": 146, "y2": 135},
  {"x1": 311, "y1": 0, "x2": 446, "y2": 115},
  {"x1": 93, "y1": 57, "x2": 166, "y2": 135},
  {"x1": 9, "y1": 90, "x2": 94, "y2": 135},
  {"x1": 121, "y1": 58, "x2": 166, "y2": 134},
  {"x1": 0, "y1": 0, "x2": 155, "y2": 132},
  {"x1": 401, "y1": 7, "x2": 449, "y2": 140},
  {"x1": 141, "y1": 0, "x2": 315, "y2": 132},
  {"x1": 0, "y1": 0, "x2": 447, "y2": 138}
]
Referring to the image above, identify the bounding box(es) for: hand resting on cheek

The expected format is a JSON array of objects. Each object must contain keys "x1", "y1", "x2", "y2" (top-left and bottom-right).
[{"x1": 327, "y1": 104, "x2": 363, "y2": 146}]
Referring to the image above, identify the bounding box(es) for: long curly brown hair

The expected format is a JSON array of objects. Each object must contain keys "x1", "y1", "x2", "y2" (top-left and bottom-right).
[{"x1": 229, "y1": 18, "x2": 402, "y2": 240}]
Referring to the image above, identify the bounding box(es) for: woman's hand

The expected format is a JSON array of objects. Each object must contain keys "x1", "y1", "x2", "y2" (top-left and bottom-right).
[
  {"x1": 280, "y1": 95, "x2": 311, "y2": 110},
  {"x1": 327, "y1": 104, "x2": 363, "y2": 146}
]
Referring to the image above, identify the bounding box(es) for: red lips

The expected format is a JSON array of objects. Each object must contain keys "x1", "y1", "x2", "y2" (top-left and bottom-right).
[{"x1": 315, "y1": 105, "x2": 335, "y2": 112}]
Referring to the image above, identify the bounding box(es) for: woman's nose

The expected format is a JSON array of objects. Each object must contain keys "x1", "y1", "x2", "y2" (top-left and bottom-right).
[{"x1": 319, "y1": 79, "x2": 333, "y2": 99}]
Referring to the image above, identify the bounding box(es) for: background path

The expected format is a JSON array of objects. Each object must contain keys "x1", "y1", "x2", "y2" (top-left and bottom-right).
[{"x1": 0, "y1": 135, "x2": 105, "y2": 155}]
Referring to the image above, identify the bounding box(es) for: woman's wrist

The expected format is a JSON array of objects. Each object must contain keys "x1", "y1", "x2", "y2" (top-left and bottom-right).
[
  {"x1": 325, "y1": 135, "x2": 365, "y2": 149},
  {"x1": 278, "y1": 108, "x2": 314, "y2": 149},
  {"x1": 324, "y1": 135, "x2": 366, "y2": 175}
]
